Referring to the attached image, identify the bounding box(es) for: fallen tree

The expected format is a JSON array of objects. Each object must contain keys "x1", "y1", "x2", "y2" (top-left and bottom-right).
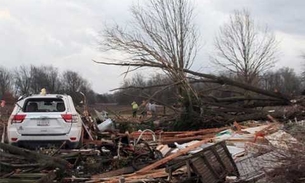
[
  {"x1": 0, "y1": 143, "x2": 72, "y2": 170},
  {"x1": 94, "y1": 0, "x2": 303, "y2": 130}
]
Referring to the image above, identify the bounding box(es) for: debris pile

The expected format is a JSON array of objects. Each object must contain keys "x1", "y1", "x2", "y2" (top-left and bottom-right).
[{"x1": 2, "y1": 108, "x2": 304, "y2": 183}]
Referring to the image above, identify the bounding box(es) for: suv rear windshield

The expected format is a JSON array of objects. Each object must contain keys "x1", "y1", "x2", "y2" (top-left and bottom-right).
[{"x1": 23, "y1": 98, "x2": 66, "y2": 112}]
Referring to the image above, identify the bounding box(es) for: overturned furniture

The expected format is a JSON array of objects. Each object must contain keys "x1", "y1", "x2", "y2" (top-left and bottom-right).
[{"x1": 166, "y1": 141, "x2": 239, "y2": 182}]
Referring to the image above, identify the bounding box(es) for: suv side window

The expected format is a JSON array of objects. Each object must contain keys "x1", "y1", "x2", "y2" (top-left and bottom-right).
[{"x1": 24, "y1": 98, "x2": 66, "y2": 112}]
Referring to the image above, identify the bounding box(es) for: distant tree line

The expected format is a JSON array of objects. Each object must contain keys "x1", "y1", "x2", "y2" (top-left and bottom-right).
[
  {"x1": 0, "y1": 65, "x2": 95, "y2": 105},
  {"x1": 0, "y1": 64, "x2": 304, "y2": 105},
  {"x1": 108, "y1": 66, "x2": 305, "y2": 106}
]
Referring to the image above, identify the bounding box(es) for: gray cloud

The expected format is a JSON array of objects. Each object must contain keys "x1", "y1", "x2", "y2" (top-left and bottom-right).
[{"x1": 0, "y1": 0, "x2": 304, "y2": 93}]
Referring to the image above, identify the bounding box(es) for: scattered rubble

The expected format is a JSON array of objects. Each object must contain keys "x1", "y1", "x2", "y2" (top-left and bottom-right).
[{"x1": 1, "y1": 104, "x2": 305, "y2": 183}]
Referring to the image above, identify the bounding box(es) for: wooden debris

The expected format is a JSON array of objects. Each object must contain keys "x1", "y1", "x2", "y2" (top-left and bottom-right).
[
  {"x1": 160, "y1": 134, "x2": 215, "y2": 144},
  {"x1": 156, "y1": 145, "x2": 172, "y2": 157},
  {"x1": 136, "y1": 138, "x2": 213, "y2": 173},
  {"x1": 174, "y1": 127, "x2": 228, "y2": 138}
]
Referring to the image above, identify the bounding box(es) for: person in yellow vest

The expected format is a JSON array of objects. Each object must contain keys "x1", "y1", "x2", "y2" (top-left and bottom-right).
[{"x1": 131, "y1": 101, "x2": 138, "y2": 118}]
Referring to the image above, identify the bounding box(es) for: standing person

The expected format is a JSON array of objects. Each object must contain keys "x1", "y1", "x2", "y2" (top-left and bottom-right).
[
  {"x1": 151, "y1": 101, "x2": 157, "y2": 117},
  {"x1": 131, "y1": 101, "x2": 138, "y2": 118}
]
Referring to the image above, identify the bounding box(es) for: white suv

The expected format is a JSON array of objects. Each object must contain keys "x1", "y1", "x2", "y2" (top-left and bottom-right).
[{"x1": 7, "y1": 94, "x2": 83, "y2": 148}]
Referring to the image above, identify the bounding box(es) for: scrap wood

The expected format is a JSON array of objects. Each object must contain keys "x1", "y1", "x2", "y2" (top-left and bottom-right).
[
  {"x1": 254, "y1": 123, "x2": 281, "y2": 142},
  {"x1": 82, "y1": 120, "x2": 95, "y2": 140},
  {"x1": 233, "y1": 121, "x2": 242, "y2": 133},
  {"x1": 136, "y1": 138, "x2": 213, "y2": 174},
  {"x1": 223, "y1": 138, "x2": 255, "y2": 142},
  {"x1": 130, "y1": 130, "x2": 215, "y2": 142},
  {"x1": 122, "y1": 168, "x2": 184, "y2": 182},
  {"x1": 156, "y1": 145, "x2": 172, "y2": 157},
  {"x1": 90, "y1": 168, "x2": 185, "y2": 183},
  {"x1": 174, "y1": 127, "x2": 229, "y2": 138},
  {"x1": 160, "y1": 134, "x2": 215, "y2": 144},
  {"x1": 130, "y1": 131, "x2": 198, "y2": 139}
]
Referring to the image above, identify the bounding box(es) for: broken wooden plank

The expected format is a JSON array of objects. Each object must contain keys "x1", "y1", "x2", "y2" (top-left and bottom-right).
[
  {"x1": 136, "y1": 138, "x2": 213, "y2": 173},
  {"x1": 160, "y1": 134, "x2": 215, "y2": 144},
  {"x1": 174, "y1": 127, "x2": 228, "y2": 138},
  {"x1": 92, "y1": 168, "x2": 185, "y2": 183}
]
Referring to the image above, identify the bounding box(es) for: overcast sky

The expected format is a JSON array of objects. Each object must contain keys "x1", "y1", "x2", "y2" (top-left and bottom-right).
[{"x1": 0, "y1": 0, "x2": 304, "y2": 93}]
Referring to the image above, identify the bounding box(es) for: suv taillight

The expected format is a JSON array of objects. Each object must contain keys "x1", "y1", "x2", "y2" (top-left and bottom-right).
[
  {"x1": 61, "y1": 114, "x2": 77, "y2": 123},
  {"x1": 11, "y1": 114, "x2": 26, "y2": 123}
]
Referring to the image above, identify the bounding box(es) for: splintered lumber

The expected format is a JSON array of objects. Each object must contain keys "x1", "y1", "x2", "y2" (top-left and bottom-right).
[
  {"x1": 156, "y1": 145, "x2": 172, "y2": 157},
  {"x1": 123, "y1": 168, "x2": 184, "y2": 182},
  {"x1": 160, "y1": 134, "x2": 215, "y2": 144},
  {"x1": 92, "y1": 168, "x2": 185, "y2": 183},
  {"x1": 130, "y1": 128, "x2": 223, "y2": 144},
  {"x1": 174, "y1": 127, "x2": 228, "y2": 138},
  {"x1": 0, "y1": 143, "x2": 71, "y2": 170},
  {"x1": 136, "y1": 138, "x2": 213, "y2": 173}
]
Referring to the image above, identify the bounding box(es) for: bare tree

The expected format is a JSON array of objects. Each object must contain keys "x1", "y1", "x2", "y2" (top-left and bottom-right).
[
  {"x1": 14, "y1": 65, "x2": 62, "y2": 95},
  {"x1": 62, "y1": 71, "x2": 88, "y2": 94},
  {"x1": 212, "y1": 9, "x2": 278, "y2": 86},
  {"x1": 45, "y1": 66, "x2": 62, "y2": 93},
  {"x1": 61, "y1": 70, "x2": 91, "y2": 104},
  {"x1": 0, "y1": 66, "x2": 12, "y2": 97},
  {"x1": 14, "y1": 66, "x2": 32, "y2": 96},
  {"x1": 96, "y1": 0, "x2": 199, "y2": 108},
  {"x1": 261, "y1": 67, "x2": 301, "y2": 95},
  {"x1": 30, "y1": 65, "x2": 61, "y2": 93}
]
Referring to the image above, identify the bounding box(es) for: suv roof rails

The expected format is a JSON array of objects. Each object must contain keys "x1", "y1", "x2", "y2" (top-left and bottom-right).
[{"x1": 56, "y1": 95, "x2": 63, "y2": 99}]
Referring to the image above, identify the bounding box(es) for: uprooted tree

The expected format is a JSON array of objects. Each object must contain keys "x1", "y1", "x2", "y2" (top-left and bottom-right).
[
  {"x1": 96, "y1": 0, "x2": 201, "y2": 118},
  {"x1": 95, "y1": 0, "x2": 304, "y2": 130}
]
